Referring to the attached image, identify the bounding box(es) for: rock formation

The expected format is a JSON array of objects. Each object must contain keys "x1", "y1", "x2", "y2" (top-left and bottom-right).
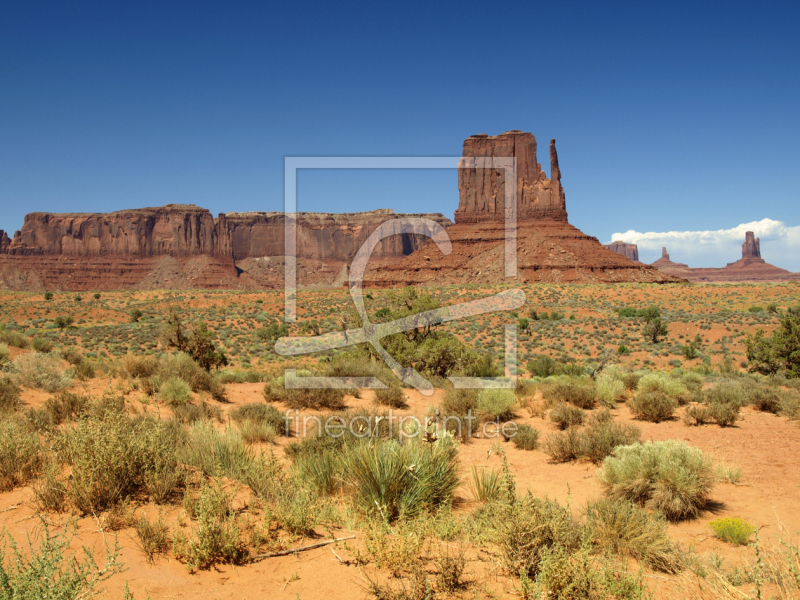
[
  {"x1": 366, "y1": 132, "x2": 680, "y2": 286},
  {"x1": 603, "y1": 241, "x2": 640, "y2": 262},
  {"x1": 650, "y1": 233, "x2": 800, "y2": 282},
  {"x1": 455, "y1": 131, "x2": 568, "y2": 223},
  {"x1": 0, "y1": 205, "x2": 452, "y2": 291}
]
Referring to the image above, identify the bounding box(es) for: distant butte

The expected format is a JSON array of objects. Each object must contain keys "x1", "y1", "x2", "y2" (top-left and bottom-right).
[
  {"x1": 650, "y1": 233, "x2": 800, "y2": 282},
  {"x1": 603, "y1": 241, "x2": 640, "y2": 263}
]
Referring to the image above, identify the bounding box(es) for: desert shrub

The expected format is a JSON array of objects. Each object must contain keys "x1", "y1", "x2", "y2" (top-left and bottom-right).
[
  {"x1": 705, "y1": 381, "x2": 747, "y2": 408},
  {"x1": 31, "y1": 337, "x2": 53, "y2": 353},
  {"x1": 579, "y1": 411, "x2": 641, "y2": 464},
  {"x1": 468, "y1": 465, "x2": 502, "y2": 502},
  {"x1": 44, "y1": 391, "x2": 90, "y2": 424},
  {"x1": 780, "y1": 390, "x2": 800, "y2": 419},
  {"x1": 158, "y1": 352, "x2": 227, "y2": 401},
  {"x1": 342, "y1": 437, "x2": 459, "y2": 521},
  {"x1": 236, "y1": 419, "x2": 276, "y2": 444},
  {"x1": 637, "y1": 373, "x2": 687, "y2": 398},
  {"x1": 597, "y1": 440, "x2": 715, "y2": 521},
  {"x1": 0, "y1": 519, "x2": 123, "y2": 599},
  {"x1": 708, "y1": 401, "x2": 740, "y2": 427},
  {"x1": 749, "y1": 386, "x2": 783, "y2": 413},
  {"x1": 622, "y1": 373, "x2": 643, "y2": 392},
  {"x1": 0, "y1": 330, "x2": 29, "y2": 349},
  {"x1": 477, "y1": 389, "x2": 516, "y2": 421},
  {"x1": 716, "y1": 462, "x2": 742, "y2": 484},
  {"x1": 683, "y1": 404, "x2": 712, "y2": 426},
  {"x1": 0, "y1": 344, "x2": 10, "y2": 368},
  {"x1": 534, "y1": 543, "x2": 651, "y2": 600},
  {"x1": 628, "y1": 390, "x2": 678, "y2": 422},
  {"x1": 230, "y1": 403, "x2": 287, "y2": 435},
  {"x1": 122, "y1": 354, "x2": 158, "y2": 379},
  {"x1": 0, "y1": 377, "x2": 21, "y2": 413},
  {"x1": 549, "y1": 402, "x2": 585, "y2": 429},
  {"x1": 746, "y1": 310, "x2": 800, "y2": 377},
  {"x1": 179, "y1": 421, "x2": 255, "y2": 482},
  {"x1": 544, "y1": 428, "x2": 583, "y2": 463},
  {"x1": 12, "y1": 352, "x2": 72, "y2": 392},
  {"x1": 61, "y1": 411, "x2": 183, "y2": 512},
  {"x1": 546, "y1": 379, "x2": 597, "y2": 409},
  {"x1": 511, "y1": 424, "x2": 539, "y2": 450},
  {"x1": 584, "y1": 498, "x2": 684, "y2": 573},
  {"x1": 596, "y1": 373, "x2": 626, "y2": 407},
  {"x1": 33, "y1": 458, "x2": 66, "y2": 512},
  {"x1": 709, "y1": 517, "x2": 755, "y2": 545},
  {"x1": 263, "y1": 377, "x2": 346, "y2": 410},
  {"x1": 374, "y1": 385, "x2": 408, "y2": 409},
  {"x1": 173, "y1": 478, "x2": 248, "y2": 571},
  {"x1": 496, "y1": 494, "x2": 581, "y2": 578},
  {"x1": 159, "y1": 376, "x2": 192, "y2": 406},
  {"x1": 295, "y1": 451, "x2": 340, "y2": 496},
  {"x1": 0, "y1": 419, "x2": 44, "y2": 491},
  {"x1": 134, "y1": 512, "x2": 171, "y2": 564},
  {"x1": 440, "y1": 388, "x2": 478, "y2": 415},
  {"x1": 72, "y1": 359, "x2": 95, "y2": 381},
  {"x1": 213, "y1": 369, "x2": 268, "y2": 384}
]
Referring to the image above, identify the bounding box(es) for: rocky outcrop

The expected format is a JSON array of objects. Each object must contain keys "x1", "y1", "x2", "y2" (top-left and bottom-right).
[
  {"x1": 217, "y1": 209, "x2": 451, "y2": 261},
  {"x1": 5, "y1": 205, "x2": 221, "y2": 257},
  {"x1": 366, "y1": 132, "x2": 680, "y2": 286},
  {"x1": 650, "y1": 235, "x2": 800, "y2": 282},
  {"x1": 603, "y1": 241, "x2": 640, "y2": 262},
  {"x1": 0, "y1": 205, "x2": 452, "y2": 291},
  {"x1": 0, "y1": 231, "x2": 11, "y2": 254},
  {"x1": 742, "y1": 231, "x2": 761, "y2": 260},
  {"x1": 455, "y1": 131, "x2": 568, "y2": 223}
]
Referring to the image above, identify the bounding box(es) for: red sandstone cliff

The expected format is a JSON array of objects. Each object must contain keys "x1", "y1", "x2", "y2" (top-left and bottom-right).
[
  {"x1": 366, "y1": 132, "x2": 680, "y2": 286},
  {"x1": 0, "y1": 205, "x2": 452, "y2": 291},
  {"x1": 455, "y1": 131, "x2": 568, "y2": 223},
  {"x1": 603, "y1": 241, "x2": 640, "y2": 262}
]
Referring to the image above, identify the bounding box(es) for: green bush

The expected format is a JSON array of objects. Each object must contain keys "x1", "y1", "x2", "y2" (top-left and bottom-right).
[
  {"x1": 578, "y1": 411, "x2": 641, "y2": 464},
  {"x1": 230, "y1": 403, "x2": 287, "y2": 435},
  {"x1": 628, "y1": 390, "x2": 677, "y2": 422},
  {"x1": 467, "y1": 465, "x2": 502, "y2": 502},
  {"x1": 546, "y1": 380, "x2": 597, "y2": 409},
  {"x1": 342, "y1": 438, "x2": 459, "y2": 521},
  {"x1": 173, "y1": 478, "x2": 248, "y2": 571},
  {"x1": 749, "y1": 386, "x2": 783, "y2": 413},
  {"x1": 709, "y1": 517, "x2": 755, "y2": 545},
  {"x1": 440, "y1": 388, "x2": 478, "y2": 415},
  {"x1": 584, "y1": 498, "x2": 684, "y2": 573},
  {"x1": 159, "y1": 376, "x2": 192, "y2": 406},
  {"x1": 12, "y1": 352, "x2": 72, "y2": 392},
  {"x1": 511, "y1": 424, "x2": 539, "y2": 451},
  {"x1": 0, "y1": 344, "x2": 10, "y2": 368},
  {"x1": 746, "y1": 310, "x2": 800, "y2": 377},
  {"x1": 596, "y1": 373, "x2": 625, "y2": 407},
  {"x1": 179, "y1": 421, "x2": 256, "y2": 482},
  {"x1": 374, "y1": 385, "x2": 408, "y2": 409},
  {"x1": 705, "y1": 381, "x2": 747, "y2": 408},
  {"x1": 549, "y1": 402, "x2": 584, "y2": 429},
  {"x1": 477, "y1": 389, "x2": 516, "y2": 421},
  {"x1": 708, "y1": 401, "x2": 740, "y2": 427},
  {"x1": 683, "y1": 404, "x2": 712, "y2": 426},
  {"x1": 0, "y1": 519, "x2": 123, "y2": 599},
  {"x1": 598, "y1": 441, "x2": 715, "y2": 521},
  {"x1": 31, "y1": 337, "x2": 53, "y2": 353},
  {"x1": 637, "y1": 373, "x2": 687, "y2": 398},
  {"x1": 0, "y1": 419, "x2": 44, "y2": 491}
]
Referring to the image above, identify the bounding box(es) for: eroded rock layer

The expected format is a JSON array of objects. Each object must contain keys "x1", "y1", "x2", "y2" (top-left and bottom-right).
[{"x1": 603, "y1": 241, "x2": 640, "y2": 262}]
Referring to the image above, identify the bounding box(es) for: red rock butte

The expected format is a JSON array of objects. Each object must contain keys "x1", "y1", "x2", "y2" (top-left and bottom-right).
[
  {"x1": 365, "y1": 131, "x2": 679, "y2": 286},
  {"x1": 650, "y1": 233, "x2": 800, "y2": 282},
  {"x1": 603, "y1": 241, "x2": 640, "y2": 263}
]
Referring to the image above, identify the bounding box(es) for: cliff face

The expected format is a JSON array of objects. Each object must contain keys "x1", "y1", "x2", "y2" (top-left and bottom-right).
[
  {"x1": 5, "y1": 205, "x2": 220, "y2": 257},
  {"x1": 742, "y1": 231, "x2": 761, "y2": 260},
  {"x1": 455, "y1": 131, "x2": 568, "y2": 223},
  {"x1": 604, "y1": 241, "x2": 640, "y2": 262},
  {"x1": 0, "y1": 205, "x2": 453, "y2": 291},
  {"x1": 218, "y1": 209, "x2": 451, "y2": 261}
]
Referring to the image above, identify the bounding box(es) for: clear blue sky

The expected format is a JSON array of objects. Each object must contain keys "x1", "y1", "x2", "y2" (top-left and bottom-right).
[{"x1": 2, "y1": 0, "x2": 799, "y2": 266}]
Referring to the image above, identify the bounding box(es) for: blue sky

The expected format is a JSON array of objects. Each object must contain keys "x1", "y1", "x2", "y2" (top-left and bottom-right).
[{"x1": 2, "y1": 1, "x2": 799, "y2": 269}]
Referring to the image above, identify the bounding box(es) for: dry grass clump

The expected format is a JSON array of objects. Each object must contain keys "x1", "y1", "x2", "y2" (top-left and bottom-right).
[
  {"x1": 0, "y1": 377, "x2": 21, "y2": 414},
  {"x1": 545, "y1": 379, "x2": 598, "y2": 409},
  {"x1": 121, "y1": 354, "x2": 158, "y2": 379},
  {"x1": 549, "y1": 402, "x2": 585, "y2": 429},
  {"x1": 637, "y1": 373, "x2": 687, "y2": 399},
  {"x1": 545, "y1": 411, "x2": 640, "y2": 464},
  {"x1": 628, "y1": 390, "x2": 678, "y2": 422},
  {"x1": 263, "y1": 375, "x2": 347, "y2": 410},
  {"x1": 0, "y1": 419, "x2": 44, "y2": 491},
  {"x1": 597, "y1": 440, "x2": 715, "y2": 521},
  {"x1": 511, "y1": 424, "x2": 539, "y2": 450},
  {"x1": 584, "y1": 498, "x2": 684, "y2": 573},
  {"x1": 230, "y1": 403, "x2": 286, "y2": 442},
  {"x1": 374, "y1": 385, "x2": 408, "y2": 409},
  {"x1": 159, "y1": 376, "x2": 192, "y2": 406},
  {"x1": 135, "y1": 512, "x2": 171, "y2": 563},
  {"x1": 45, "y1": 391, "x2": 90, "y2": 424},
  {"x1": 12, "y1": 352, "x2": 72, "y2": 392}
]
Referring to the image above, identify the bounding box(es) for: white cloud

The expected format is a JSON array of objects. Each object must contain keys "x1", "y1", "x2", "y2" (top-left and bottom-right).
[{"x1": 609, "y1": 218, "x2": 800, "y2": 272}]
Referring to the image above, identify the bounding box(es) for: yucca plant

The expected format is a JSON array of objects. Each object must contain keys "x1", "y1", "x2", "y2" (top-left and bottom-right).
[{"x1": 467, "y1": 465, "x2": 502, "y2": 502}]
